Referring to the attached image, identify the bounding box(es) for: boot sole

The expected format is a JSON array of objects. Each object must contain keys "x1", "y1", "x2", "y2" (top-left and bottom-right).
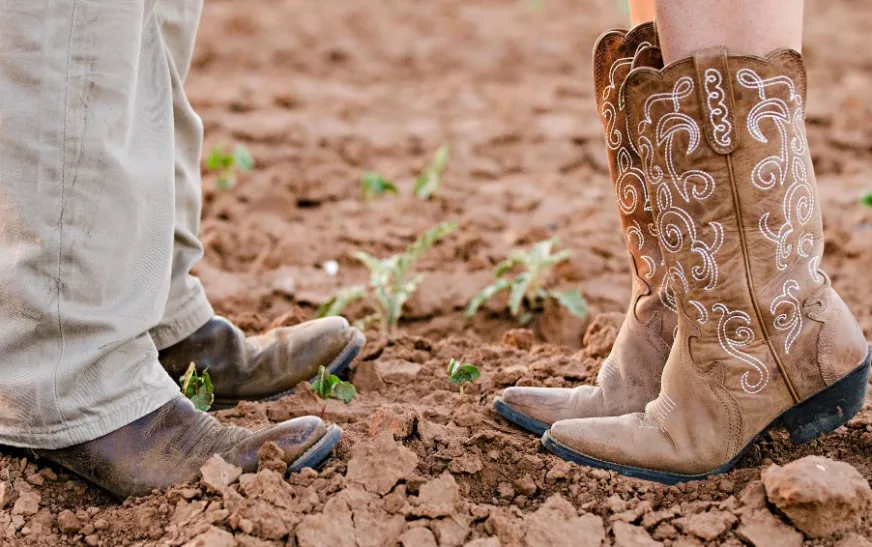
[
  {"x1": 213, "y1": 328, "x2": 366, "y2": 409},
  {"x1": 542, "y1": 348, "x2": 871, "y2": 485},
  {"x1": 493, "y1": 396, "x2": 551, "y2": 436},
  {"x1": 288, "y1": 423, "x2": 343, "y2": 475}
]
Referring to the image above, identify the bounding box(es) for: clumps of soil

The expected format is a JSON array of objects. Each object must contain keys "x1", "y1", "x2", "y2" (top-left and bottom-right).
[{"x1": 1, "y1": 331, "x2": 871, "y2": 546}]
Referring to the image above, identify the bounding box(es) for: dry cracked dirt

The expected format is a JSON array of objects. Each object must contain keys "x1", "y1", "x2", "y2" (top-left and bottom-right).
[{"x1": 2, "y1": 0, "x2": 872, "y2": 545}]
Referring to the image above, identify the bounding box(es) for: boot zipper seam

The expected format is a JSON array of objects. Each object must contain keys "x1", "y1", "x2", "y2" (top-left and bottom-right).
[{"x1": 724, "y1": 153, "x2": 800, "y2": 403}]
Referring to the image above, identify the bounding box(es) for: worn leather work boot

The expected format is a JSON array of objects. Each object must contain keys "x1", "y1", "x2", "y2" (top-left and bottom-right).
[
  {"x1": 37, "y1": 396, "x2": 341, "y2": 498},
  {"x1": 494, "y1": 23, "x2": 676, "y2": 435},
  {"x1": 159, "y1": 316, "x2": 365, "y2": 409},
  {"x1": 544, "y1": 47, "x2": 872, "y2": 483}
]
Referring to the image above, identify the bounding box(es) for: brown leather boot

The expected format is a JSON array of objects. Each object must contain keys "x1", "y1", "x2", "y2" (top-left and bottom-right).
[
  {"x1": 544, "y1": 47, "x2": 871, "y2": 483},
  {"x1": 494, "y1": 23, "x2": 676, "y2": 435},
  {"x1": 159, "y1": 316, "x2": 365, "y2": 408},
  {"x1": 36, "y1": 396, "x2": 341, "y2": 498}
]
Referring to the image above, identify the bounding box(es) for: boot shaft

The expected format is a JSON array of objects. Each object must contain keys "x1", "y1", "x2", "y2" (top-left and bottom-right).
[
  {"x1": 592, "y1": 24, "x2": 670, "y2": 311},
  {"x1": 623, "y1": 48, "x2": 867, "y2": 402}
]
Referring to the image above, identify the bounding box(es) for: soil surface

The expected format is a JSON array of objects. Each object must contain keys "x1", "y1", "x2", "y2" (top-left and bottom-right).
[{"x1": 2, "y1": 0, "x2": 872, "y2": 546}]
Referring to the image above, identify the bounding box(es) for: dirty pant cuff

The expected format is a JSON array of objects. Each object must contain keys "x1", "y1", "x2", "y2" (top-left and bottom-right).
[{"x1": 149, "y1": 288, "x2": 215, "y2": 351}]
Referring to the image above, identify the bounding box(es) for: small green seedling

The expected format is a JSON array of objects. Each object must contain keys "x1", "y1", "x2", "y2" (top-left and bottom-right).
[
  {"x1": 466, "y1": 237, "x2": 587, "y2": 324},
  {"x1": 862, "y1": 192, "x2": 872, "y2": 208},
  {"x1": 447, "y1": 359, "x2": 480, "y2": 395},
  {"x1": 361, "y1": 172, "x2": 399, "y2": 200},
  {"x1": 311, "y1": 365, "x2": 356, "y2": 418},
  {"x1": 179, "y1": 362, "x2": 214, "y2": 412},
  {"x1": 414, "y1": 146, "x2": 450, "y2": 200},
  {"x1": 206, "y1": 143, "x2": 254, "y2": 190},
  {"x1": 312, "y1": 366, "x2": 357, "y2": 403},
  {"x1": 317, "y1": 222, "x2": 457, "y2": 333}
]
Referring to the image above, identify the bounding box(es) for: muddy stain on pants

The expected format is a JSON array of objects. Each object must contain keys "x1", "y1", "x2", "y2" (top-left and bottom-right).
[{"x1": 0, "y1": 0, "x2": 214, "y2": 449}]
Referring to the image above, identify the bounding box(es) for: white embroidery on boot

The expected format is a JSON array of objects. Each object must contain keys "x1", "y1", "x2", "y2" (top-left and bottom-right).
[
  {"x1": 714, "y1": 303, "x2": 770, "y2": 393},
  {"x1": 771, "y1": 280, "x2": 802, "y2": 354},
  {"x1": 704, "y1": 68, "x2": 733, "y2": 148}
]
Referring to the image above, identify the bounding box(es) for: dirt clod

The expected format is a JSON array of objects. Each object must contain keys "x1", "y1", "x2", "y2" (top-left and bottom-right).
[{"x1": 762, "y1": 456, "x2": 872, "y2": 538}]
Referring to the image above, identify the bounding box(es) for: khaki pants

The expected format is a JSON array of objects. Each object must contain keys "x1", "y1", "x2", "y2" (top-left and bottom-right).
[{"x1": 0, "y1": 0, "x2": 213, "y2": 449}]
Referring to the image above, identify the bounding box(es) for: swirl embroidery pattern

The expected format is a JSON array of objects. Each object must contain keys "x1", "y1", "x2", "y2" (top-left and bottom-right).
[
  {"x1": 738, "y1": 68, "x2": 821, "y2": 357},
  {"x1": 704, "y1": 68, "x2": 733, "y2": 148},
  {"x1": 600, "y1": 47, "x2": 657, "y2": 283},
  {"x1": 714, "y1": 303, "x2": 770, "y2": 394},
  {"x1": 771, "y1": 280, "x2": 802, "y2": 354}
]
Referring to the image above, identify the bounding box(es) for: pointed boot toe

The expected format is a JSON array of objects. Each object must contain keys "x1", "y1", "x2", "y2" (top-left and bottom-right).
[
  {"x1": 36, "y1": 396, "x2": 343, "y2": 498},
  {"x1": 495, "y1": 387, "x2": 601, "y2": 435}
]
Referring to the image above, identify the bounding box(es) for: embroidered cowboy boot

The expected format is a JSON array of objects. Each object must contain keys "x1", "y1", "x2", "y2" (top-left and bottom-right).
[
  {"x1": 543, "y1": 48, "x2": 871, "y2": 483},
  {"x1": 494, "y1": 23, "x2": 676, "y2": 435},
  {"x1": 159, "y1": 316, "x2": 365, "y2": 409}
]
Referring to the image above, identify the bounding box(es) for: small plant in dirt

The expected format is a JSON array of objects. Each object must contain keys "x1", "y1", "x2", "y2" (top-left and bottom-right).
[
  {"x1": 311, "y1": 365, "x2": 356, "y2": 418},
  {"x1": 447, "y1": 359, "x2": 480, "y2": 395},
  {"x1": 414, "y1": 146, "x2": 450, "y2": 200},
  {"x1": 361, "y1": 172, "x2": 399, "y2": 200},
  {"x1": 317, "y1": 222, "x2": 458, "y2": 333},
  {"x1": 179, "y1": 362, "x2": 214, "y2": 411},
  {"x1": 206, "y1": 143, "x2": 254, "y2": 190},
  {"x1": 465, "y1": 237, "x2": 587, "y2": 324},
  {"x1": 862, "y1": 191, "x2": 872, "y2": 208},
  {"x1": 312, "y1": 365, "x2": 357, "y2": 403}
]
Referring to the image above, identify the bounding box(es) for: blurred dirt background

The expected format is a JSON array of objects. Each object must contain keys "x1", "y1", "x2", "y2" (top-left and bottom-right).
[{"x1": 1, "y1": 0, "x2": 871, "y2": 545}]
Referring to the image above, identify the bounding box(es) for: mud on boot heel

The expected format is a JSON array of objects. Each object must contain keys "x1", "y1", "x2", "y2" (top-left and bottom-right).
[{"x1": 782, "y1": 349, "x2": 871, "y2": 445}]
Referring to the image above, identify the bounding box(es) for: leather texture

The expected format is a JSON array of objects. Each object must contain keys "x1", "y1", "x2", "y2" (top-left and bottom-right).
[
  {"x1": 549, "y1": 48, "x2": 869, "y2": 475},
  {"x1": 159, "y1": 316, "x2": 362, "y2": 406},
  {"x1": 498, "y1": 23, "x2": 676, "y2": 425},
  {"x1": 37, "y1": 396, "x2": 330, "y2": 498}
]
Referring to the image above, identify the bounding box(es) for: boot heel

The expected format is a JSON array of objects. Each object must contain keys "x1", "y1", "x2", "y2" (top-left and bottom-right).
[{"x1": 782, "y1": 349, "x2": 871, "y2": 445}]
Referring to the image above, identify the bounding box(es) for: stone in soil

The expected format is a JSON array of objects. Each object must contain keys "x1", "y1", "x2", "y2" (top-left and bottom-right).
[
  {"x1": 183, "y1": 526, "x2": 238, "y2": 547},
  {"x1": 346, "y1": 431, "x2": 418, "y2": 495},
  {"x1": 522, "y1": 494, "x2": 604, "y2": 547},
  {"x1": 672, "y1": 510, "x2": 737, "y2": 541},
  {"x1": 200, "y1": 454, "x2": 244, "y2": 493},
  {"x1": 735, "y1": 509, "x2": 803, "y2": 547},
  {"x1": 296, "y1": 497, "x2": 356, "y2": 547},
  {"x1": 761, "y1": 455, "x2": 872, "y2": 538},
  {"x1": 612, "y1": 521, "x2": 663, "y2": 547}
]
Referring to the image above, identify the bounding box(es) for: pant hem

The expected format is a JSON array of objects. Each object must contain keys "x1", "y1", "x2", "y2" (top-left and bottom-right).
[
  {"x1": 150, "y1": 287, "x2": 214, "y2": 350},
  {"x1": 0, "y1": 375, "x2": 180, "y2": 450}
]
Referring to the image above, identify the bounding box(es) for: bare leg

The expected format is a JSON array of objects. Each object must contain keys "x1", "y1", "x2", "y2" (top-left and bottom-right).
[
  {"x1": 629, "y1": 0, "x2": 656, "y2": 27},
  {"x1": 656, "y1": 0, "x2": 804, "y2": 63}
]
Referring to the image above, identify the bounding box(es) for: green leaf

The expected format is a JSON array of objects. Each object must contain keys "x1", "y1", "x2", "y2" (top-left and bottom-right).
[
  {"x1": 465, "y1": 278, "x2": 513, "y2": 318},
  {"x1": 508, "y1": 273, "x2": 532, "y2": 317},
  {"x1": 362, "y1": 173, "x2": 399, "y2": 199},
  {"x1": 179, "y1": 362, "x2": 214, "y2": 411},
  {"x1": 233, "y1": 145, "x2": 255, "y2": 171},
  {"x1": 414, "y1": 146, "x2": 450, "y2": 200},
  {"x1": 494, "y1": 257, "x2": 520, "y2": 278},
  {"x1": 447, "y1": 359, "x2": 480, "y2": 385},
  {"x1": 312, "y1": 366, "x2": 332, "y2": 399},
  {"x1": 398, "y1": 222, "x2": 457, "y2": 275},
  {"x1": 548, "y1": 288, "x2": 588, "y2": 319},
  {"x1": 316, "y1": 285, "x2": 366, "y2": 318},
  {"x1": 205, "y1": 145, "x2": 227, "y2": 171},
  {"x1": 432, "y1": 145, "x2": 450, "y2": 173},
  {"x1": 862, "y1": 192, "x2": 872, "y2": 208},
  {"x1": 331, "y1": 382, "x2": 357, "y2": 404}
]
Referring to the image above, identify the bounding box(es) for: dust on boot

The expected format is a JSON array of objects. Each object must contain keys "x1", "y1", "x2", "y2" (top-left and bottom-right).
[
  {"x1": 37, "y1": 396, "x2": 342, "y2": 498},
  {"x1": 544, "y1": 47, "x2": 871, "y2": 483},
  {"x1": 495, "y1": 23, "x2": 676, "y2": 434},
  {"x1": 159, "y1": 316, "x2": 366, "y2": 408}
]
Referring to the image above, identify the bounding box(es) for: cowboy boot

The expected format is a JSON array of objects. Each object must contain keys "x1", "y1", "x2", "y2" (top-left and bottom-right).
[
  {"x1": 494, "y1": 23, "x2": 676, "y2": 435},
  {"x1": 159, "y1": 316, "x2": 365, "y2": 409},
  {"x1": 37, "y1": 395, "x2": 342, "y2": 498},
  {"x1": 544, "y1": 47, "x2": 871, "y2": 483}
]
